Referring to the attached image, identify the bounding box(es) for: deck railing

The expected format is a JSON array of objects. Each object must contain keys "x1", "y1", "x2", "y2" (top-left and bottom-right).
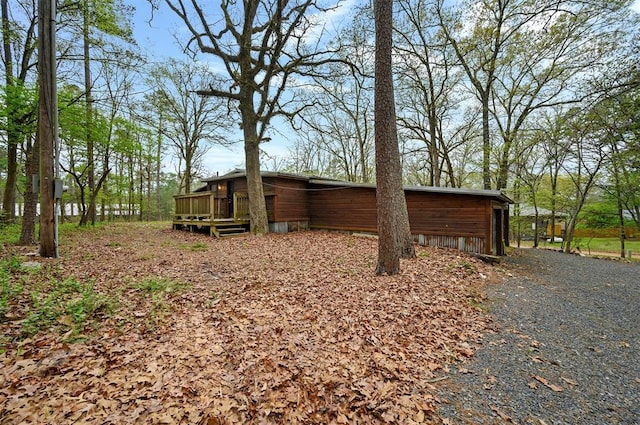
[
  {"x1": 174, "y1": 191, "x2": 249, "y2": 221},
  {"x1": 174, "y1": 191, "x2": 214, "y2": 219},
  {"x1": 234, "y1": 192, "x2": 249, "y2": 220}
]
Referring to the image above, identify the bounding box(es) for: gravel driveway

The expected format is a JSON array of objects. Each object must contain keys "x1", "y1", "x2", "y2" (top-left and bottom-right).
[{"x1": 437, "y1": 248, "x2": 640, "y2": 424}]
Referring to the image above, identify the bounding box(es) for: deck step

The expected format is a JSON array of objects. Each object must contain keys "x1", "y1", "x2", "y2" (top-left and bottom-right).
[
  {"x1": 219, "y1": 231, "x2": 249, "y2": 237},
  {"x1": 218, "y1": 227, "x2": 246, "y2": 233},
  {"x1": 214, "y1": 223, "x2": 249, "y2": 238}
]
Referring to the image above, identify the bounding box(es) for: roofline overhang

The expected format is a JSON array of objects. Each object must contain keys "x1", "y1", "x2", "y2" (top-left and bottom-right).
[
  {"x1": 199, "y1": 169, "x2": 513, "y2": 203},
  {"x1": 308, "y1": 178, "x2": 513, "y2": 204}
]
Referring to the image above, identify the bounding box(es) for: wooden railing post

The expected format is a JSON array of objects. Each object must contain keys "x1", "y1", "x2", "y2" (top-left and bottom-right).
[{"x1": 209, "y1": 192, "x2": 216, "y2": 221}]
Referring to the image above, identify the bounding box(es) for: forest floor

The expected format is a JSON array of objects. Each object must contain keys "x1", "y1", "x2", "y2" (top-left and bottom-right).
[{"x1": 0, "y1": 222, "x2": 503, "y2": 424}]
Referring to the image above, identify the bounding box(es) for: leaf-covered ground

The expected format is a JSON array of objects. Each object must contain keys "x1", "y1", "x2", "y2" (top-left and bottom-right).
[{"x1": 0, "y1": 223, "x2": 501, "y2": 424}]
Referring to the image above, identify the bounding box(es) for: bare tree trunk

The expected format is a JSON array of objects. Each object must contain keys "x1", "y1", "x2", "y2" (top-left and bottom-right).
[
  {"x1": 2, "y1": 141, "x2": 18, "y2": 223},
  {"x1": 20, "y1": 134, "x2": 39, "y2": 245},
  {"x1": 374, "y1": 0, "x2": 415, "y2": 275},
  {"x1": 139, "y1": 154, "x2": 144, "y2": 221},
  {"x1": 38, "y1": 0, "x2": 57, "y2": 257},
  {"x1": 184, "y1": 149, "x2": 192, "y2": 194},
  {"x1": 1, "y1": 0, "x2": 16, "y2": 223},
  {"x1": 618, "y1": 201, "x2": 626, "y2": 259},
  {"x1": 481, "y1": 92, "x2": 492, "y2": 190},
  {"x1": 156, "y1": 115, "x2": 162, "y2": 219},
  {"x1": 81, "y1": 0, "x2": 96, "y2": 226},
  {"x1": 243, "y1": 122, "x2": 268, "y2": 235},
  {"x1": 612, "y1": 159, "x2": 626, "y2": 258}
]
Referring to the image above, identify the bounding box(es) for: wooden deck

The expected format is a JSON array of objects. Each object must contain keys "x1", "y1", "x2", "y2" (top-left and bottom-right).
[
  {"x1": 173, "y1": 191, "x2": 250, "y2": 237},
  {"x1": 172, "y1": 217, "x2": 250, "y2": 237}
]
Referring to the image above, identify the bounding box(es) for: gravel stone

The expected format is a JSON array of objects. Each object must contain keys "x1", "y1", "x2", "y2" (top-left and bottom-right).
[{"x1": 436, "y1": 248, "x2": 640, "y2": 425}]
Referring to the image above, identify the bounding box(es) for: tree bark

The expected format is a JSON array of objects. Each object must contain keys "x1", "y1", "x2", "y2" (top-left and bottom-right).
[
  {"x1": 243, "y1": 120, "x2": 268, "y2": 235},
  {"x1": 374, "y1": 0, "x2": 415, "y2": 275},
  {"x1": 82, "y1": 0, "x2": 96, "y2": 226},
  {"x1": 1, "y1": 0, "x2": 17, "y2": 223},
  {"x1": 156, "y1": 113, "x2": 162, "y2": 219},
  {"x1": 481, "y1": 91, "x2": 492, "y2": 190},
  {"x1": 38, "y1": 0, "x2": 57, "y2": 257},
  {"x1": 19, "y1": 134, "x2": 39, "y2": 245}
]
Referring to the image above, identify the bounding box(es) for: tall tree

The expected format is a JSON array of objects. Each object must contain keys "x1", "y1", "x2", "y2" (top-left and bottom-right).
[
  {"x1": 435, "y1": 0, "x2": 513, "y2": 189},
  {"x1": 374, "y1": 0, "x2": 415, "y2": 275},
  {"x1": 58, "y1": 0, "x2": 135, "y2": 225},
  {"x1": 490, "y1": 0, "x2": 634, "y2": 190},
  {"x1": 82, "y1": 0, "x2": 97, "y2": 225},
  {"x1": 561, "y1": 107, "x2": 607, "y2": 253},
  {"x1": 163, "y1": 0, "x2": 344, "y2": 235},
  {"x1": 1, "y1": 0, "x2": 37, "y2": 224},
  {"x1": 19, "y1": 117, "x2": 39, "y2": 245},
  {"x1": 1, "y1": 0, "x2": 16, "y2": 223},
  {"x1": 294, "y1": 22, "x2": 375, "y2": 183},
  {"x1": 590, "y1": 85, "x2": 640, "y2": 257},
  {"x1": 38, "y1": 0, "x2": 57, "y2": 257},
  {"x1": 58, "y1": 86, "x2": 105, "y2": 224},
  {"x1": 147, "y1": 59, "x2": 231, "y2": 194},
  {"x1": 395, "y1": 0, "x2": 462, "y2": 187},
  {"x1": 436, "y1": 0, "x2": 635, "y2": 190}
]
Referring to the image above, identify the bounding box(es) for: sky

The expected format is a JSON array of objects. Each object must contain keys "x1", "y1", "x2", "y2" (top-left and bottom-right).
[
  {"x1": 128, "y1": 0, "x2": 640, "y2": 178},
  {"x1": 128, "y1": 0, "x2": 353, "y2": 179},
  {"x1": 129, "y1": 2, "x2": 251, "y2": 177}
]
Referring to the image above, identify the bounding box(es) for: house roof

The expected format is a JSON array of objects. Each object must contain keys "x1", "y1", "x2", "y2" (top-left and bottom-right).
[
  {"x1": 202, "y1": 169, "x2": 311, "y2": 183},
  {"x1": 200, "y1": 169, "x2": 513, "y2": 203},
  {"x1": 308, "y1": 178, "x2": 513, "y2": 203}
]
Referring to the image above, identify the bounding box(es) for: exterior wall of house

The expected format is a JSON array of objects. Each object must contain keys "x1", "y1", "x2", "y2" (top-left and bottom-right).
[
  {"x1": 193, "y1": 173, "x2": 510, "y2": 254},
  {"x1": 266, "y1": 177, "x2": 309, "y2": 223},
  {"x1": 308, "y1": 183, "x2": 506, "y2": 255},
  {"x1": 405, "y1": 192, "x2": 488, "y2": 237},
  {"x1": 212, "y1": 176, "x2": 309, "y2": 233},
  {"x1": 308, "y1": 186, "x2": 377, "y2": 232},
  {"x1": 407, "y1": 191, "x2": 492, "y2": 254}
]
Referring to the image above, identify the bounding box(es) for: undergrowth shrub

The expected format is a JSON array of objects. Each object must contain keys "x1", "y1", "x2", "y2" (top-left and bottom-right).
[{"x1": 22, "y1": 277, "x2": 115, "y2": 339}]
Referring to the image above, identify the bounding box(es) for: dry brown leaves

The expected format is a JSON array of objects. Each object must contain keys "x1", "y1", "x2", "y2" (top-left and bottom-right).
[{"x1": 0, "y1": 223, "x2": 501, "y2": 424}]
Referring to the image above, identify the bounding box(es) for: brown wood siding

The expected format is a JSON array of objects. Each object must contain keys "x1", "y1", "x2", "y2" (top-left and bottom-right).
[
  {"x1": 486, "y1": 199, "x2": 493, "y2": 254},
  {"x1": 309, "y1": 184, "x2": 504, "y2": 254},
  {"x1": 309, "y1": 186, "x2": 378, "y2": 232},
  {"x1": 192, "y1": 175, "x2": 510, "y2": 254},
  {"x1": 405, "y1": 192, "x2": 488, "y2": 237},
  {"x1": 232, "y1": 179, "x2": 248, "y2": 193},
  {"x1": 267, "y1": 177, "x2": 309, "y2": 222},
  {"x1": 265, "y1": 195, "x2": 275, "y2": 222},
  {"x1": 310, "y1": 186, "x2": 492, "y2": 236}
]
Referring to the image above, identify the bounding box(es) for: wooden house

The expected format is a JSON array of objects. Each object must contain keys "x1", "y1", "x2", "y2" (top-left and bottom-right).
[{"x1": 173, "y1": 170, "x2": 512, "y2": 255}]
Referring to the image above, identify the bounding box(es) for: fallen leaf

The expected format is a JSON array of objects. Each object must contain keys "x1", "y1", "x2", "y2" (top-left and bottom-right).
[
  {"x1": 532, "y1": 374, "x2": 563, "y2": 392},
  {"x1": 560, "y1": 376, "x2": 578, "y2": 386},
  {"x1": 490, "y1": 405, "x2": 514, "y2": 422},
  {"x1": 57, "y1": 315, "x2": 75, "y2": 327},
  {"x1": 0, "y1": 226, "x2": 501, "y2": 423}
]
